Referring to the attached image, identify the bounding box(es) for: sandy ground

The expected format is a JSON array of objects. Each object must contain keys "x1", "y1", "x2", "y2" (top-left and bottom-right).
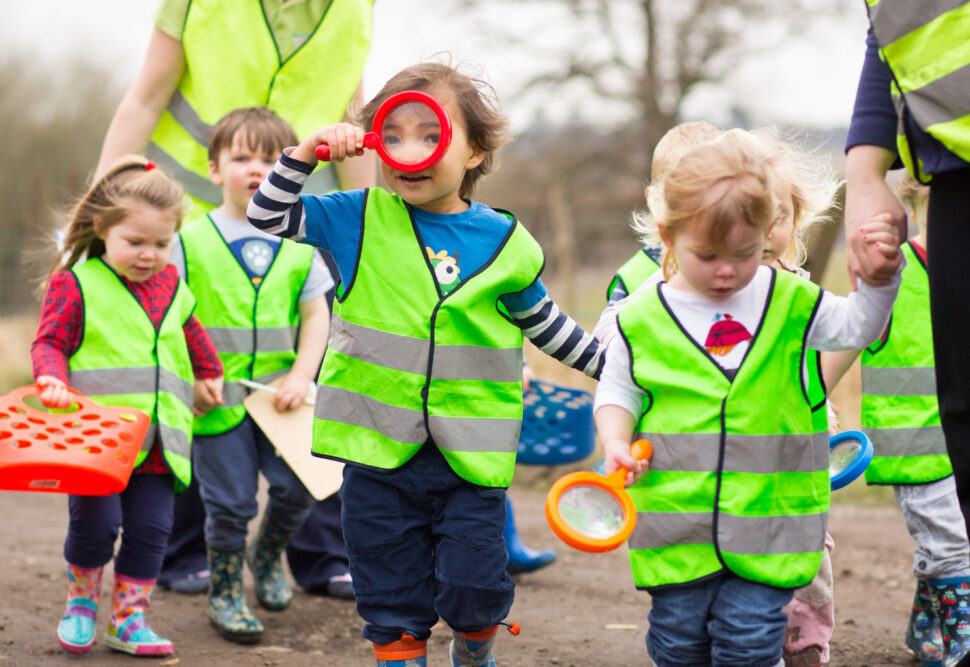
[{"x1": 0, "y1": 479, "x2": 924, "y2": 667}]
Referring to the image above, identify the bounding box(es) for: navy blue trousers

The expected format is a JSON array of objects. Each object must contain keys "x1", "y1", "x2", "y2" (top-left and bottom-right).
[
  {"x1": 286, "y1": 492, "x2": 350, "y2": 591},
  {"x1": 340, "y1": 443, "x2": 514, "y2": 644},
  {"x1": 158, "y1": 476, "x2": 208, "y2": 585},
  {"x1": 64, "y1": 472, "x2": 175, "y2": 581}
]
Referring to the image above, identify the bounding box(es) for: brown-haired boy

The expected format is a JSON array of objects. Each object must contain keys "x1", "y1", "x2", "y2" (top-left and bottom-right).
[{"x1": 169, "y1": 106, "x2": 333, "y2": 643}]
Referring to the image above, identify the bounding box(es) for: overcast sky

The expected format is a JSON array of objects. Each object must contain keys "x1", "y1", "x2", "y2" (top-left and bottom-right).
[{"x1": 1, "y1": 1, "x2": 870, "y2": 131}]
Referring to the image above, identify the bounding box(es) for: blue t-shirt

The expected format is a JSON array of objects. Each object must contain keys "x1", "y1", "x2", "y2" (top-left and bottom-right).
[{"x1": 299, "y1": 190, "x2": 547, "y2": 312}]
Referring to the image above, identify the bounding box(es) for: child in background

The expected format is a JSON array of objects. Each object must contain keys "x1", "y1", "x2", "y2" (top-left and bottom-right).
[
  {"x1": 824, "y1": 175, "x2": 970, "y2": 667},
  {"x1": 32, "y1": 156, "x2": 223, "y2": 656},
  {"x1": 171, "y1": 107, "x2": 331, "y2": 644},
  {"x1": 605, "y1": 120, "x2": 721, "y2": 307},
  {"x1": 248, "y1": 62, "x2": 604, "y2": 667},
  {"x1": 594, "y1": 132, "x2": 902, "y2": 665}
]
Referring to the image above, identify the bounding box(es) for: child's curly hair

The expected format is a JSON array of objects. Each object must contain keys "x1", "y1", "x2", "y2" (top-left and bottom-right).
[
  {"x1": 655, "y1": 130, "x2": 777, "y2": 280},
  {"x1": 751, "y1": 126, "x2": 843, "y2": 267},
  {"x1": 357, "y1": 61, "x2": 509, "y2": 199}
]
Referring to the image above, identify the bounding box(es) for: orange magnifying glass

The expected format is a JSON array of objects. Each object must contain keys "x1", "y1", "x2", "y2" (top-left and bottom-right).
[{"x1": 545, "y1": 439, "x2": 653, "y2": 553}]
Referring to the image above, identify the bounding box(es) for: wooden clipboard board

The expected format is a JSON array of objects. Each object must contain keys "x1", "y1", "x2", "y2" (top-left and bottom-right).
[{"x1": 241, "y1": 378, "x2": 343, "y2": 500}]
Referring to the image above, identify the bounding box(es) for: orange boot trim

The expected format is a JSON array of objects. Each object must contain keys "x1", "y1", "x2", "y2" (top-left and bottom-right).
[
  {"x1": 459, "y1": 626, "x2": 499, "y2": 642},
  {"x1": 373, "y1": 634, "x2": 427, "y2": 661}
]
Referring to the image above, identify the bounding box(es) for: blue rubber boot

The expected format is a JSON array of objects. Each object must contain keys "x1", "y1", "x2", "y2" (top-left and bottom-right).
[
  {"x1": 208, "y1": 549, "x2": 263, "y2": 644},
  {"x1": 930, "y1": 577, "x2": 970, "y2": 666},
  {"x1": 373, "y1": 632, "x2": 427, "y2": 666},
  {"x1": 504, "y1": 498, "x2": 555, "y2": 575},
  {"x1": 906, "y1": 579, "x2": 945, "y2": 667}
]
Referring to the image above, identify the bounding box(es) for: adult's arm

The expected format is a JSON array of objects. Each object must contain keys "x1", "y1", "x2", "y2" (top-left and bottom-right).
[
  {"x1": 844, "y1": 29, "x2": 907, "y2": 288},
  {"x1": 95, "y1": 27, "x2": 185, "y2": 176}
]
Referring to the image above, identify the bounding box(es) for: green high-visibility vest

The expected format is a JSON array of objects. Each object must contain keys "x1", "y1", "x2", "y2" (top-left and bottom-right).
[
  {"x1": 866, "y1": 0, "x2": 970, "y2": 181},
  {"x1": 312, "y1": 188, "x2": 545, "y2": 488},
  {"x1": 181, "y1": 215, "x2": 314, "y2": 435},
  {"x1": 68, "y1": 258, "x2": 196, "y2": 489},
  {"x1": 606, "y1": 246, "x2": 661, "y2": 303},
  {"x1": 861, "y1": 242, "x2": 949, "y2": 484},
  {"x1": 146, "y1": 0, "x2": 373, "y2": 210},
  {"x1": 619, "y1": 269, "x2": 829, "y2": 590}
]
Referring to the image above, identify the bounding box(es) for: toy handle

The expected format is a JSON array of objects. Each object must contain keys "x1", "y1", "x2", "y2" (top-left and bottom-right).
[
  {"x1": 605, "y1": 439, "x2": 653, "y2": 487},
  {"x1": 315, "y1": 132, "x2": 379, "y2": 161},
  {"x1": 27, "y1": 382, "x2": 87, "y2": 410}
]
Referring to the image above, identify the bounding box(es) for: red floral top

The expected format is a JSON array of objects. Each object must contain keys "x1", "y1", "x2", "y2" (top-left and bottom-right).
[{"x1": 32, "y1": 263, "x2": 222, "y2": 474}]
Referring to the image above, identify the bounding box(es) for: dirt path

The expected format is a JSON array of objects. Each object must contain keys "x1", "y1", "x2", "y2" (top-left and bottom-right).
[{"x1": 0, "y1": 484, "x2": 921, "y2": 666}]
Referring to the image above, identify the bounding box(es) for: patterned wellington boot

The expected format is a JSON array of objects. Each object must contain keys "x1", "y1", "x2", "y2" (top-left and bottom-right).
[
  {"x1": 373, "y1": 632, "x2": 427, "y2": 666},
  {"x1": 208, "y1": 549, "x2": 263, "y2": 643},
  {"x1": 56, "y1": 564, "x2": 103, "y2": 654},
  {"x1": 245, "y1": 514, "x2": 297, "y2": 611},
  {"x1": 930, "y1": 577, "x2": 970, "y2": 666},
  {"x1": 906, "y1": 580, "x2": 945, "y2": 667},
  {"x1": 103, "y1": 574, "x2": 174, "y2": 656},
  {"x1": 450, "y1": 627, "x2": 499, "y2": 667}
]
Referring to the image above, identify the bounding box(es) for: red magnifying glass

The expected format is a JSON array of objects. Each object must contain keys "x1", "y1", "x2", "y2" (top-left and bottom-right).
[
  {"x1": 545, "y1": 439, "x2": 653, "y2": 553},
  {"x1": 315, "y1": 90, "x2": 453, "y2": 173}
]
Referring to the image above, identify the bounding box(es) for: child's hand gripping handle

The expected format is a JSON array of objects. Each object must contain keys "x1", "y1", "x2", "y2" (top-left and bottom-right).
[
  {"x1": 605, "y1": 439, "x2": 653, "y2": 488},
  {"x1": 315, "y1": 132, "x2": 379, "y2": 162}
]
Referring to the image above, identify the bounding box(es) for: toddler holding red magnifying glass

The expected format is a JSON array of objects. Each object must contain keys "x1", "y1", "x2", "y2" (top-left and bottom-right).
[{"x1": 247, "y1": 62, "x2": 607, "y2": 667}]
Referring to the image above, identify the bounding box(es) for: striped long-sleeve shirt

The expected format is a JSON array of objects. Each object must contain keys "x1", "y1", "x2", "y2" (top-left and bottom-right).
[{"x1": 248, "y1": 150, "x2": 603, "y2": 378}]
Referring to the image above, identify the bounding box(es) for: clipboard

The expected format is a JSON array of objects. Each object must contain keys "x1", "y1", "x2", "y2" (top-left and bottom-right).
[{"x1": 240, "y1": 378, "x2": 343, "y2": 500}]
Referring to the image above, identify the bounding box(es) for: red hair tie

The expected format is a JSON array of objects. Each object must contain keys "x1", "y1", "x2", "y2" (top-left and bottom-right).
[{"x1": 145, "y1": 161, "x2": 156, "y2": 171}]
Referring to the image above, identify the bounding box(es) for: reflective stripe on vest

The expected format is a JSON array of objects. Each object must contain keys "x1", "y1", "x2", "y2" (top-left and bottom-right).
[
  {"x1": 861, "y1": 242, "x2": 949, "y2": 484},
  {"x1": 619, "y1": 269, "x2": 828, "y2": 590},
  {"x1": 69, "y1": 258, "x2": 195, "y2": 488},
  {"x1": 606, "y1": 247, "x2": 661, "y2": 302},
  {"x1": 867, "y1": 0, "x2": 970, "y2": 180},
  {"x1": 312, "y1": 188, "x2": 544, "y2": 487},
  {"x1": 181, "y1": 215, "x2": 313, "y2": 434},
  {"x1": 147, "y1": 0, "x2": 372, "y2": 206}
]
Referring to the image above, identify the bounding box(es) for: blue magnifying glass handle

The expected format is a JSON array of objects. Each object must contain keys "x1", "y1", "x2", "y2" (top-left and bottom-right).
[{"x1": 829, "y1": 430, "x2": 874, "y2": 491}]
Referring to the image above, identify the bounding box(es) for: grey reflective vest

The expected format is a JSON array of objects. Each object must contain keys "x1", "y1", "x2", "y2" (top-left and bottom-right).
[
  {"x1": 146, "y1": 0, "x2": 373, "y2": 209},
  {"x1": 619, "y1": 269, "x2": 829, "y2": 589},
  {"x1": 606, "y1": 246, "x2": 661, "y2": 303},
  {"x1": 69, "y1": 258, "x2": 196, "y2": 489},
  {"x1": 312, "y1": 188, "x2": 545, "y2": 487},
  {"x1": 866, "y1": 0, "x2": 970, "y2": 181},
  {"x1": 861, "y1": 242, "x2": 949, "y2": 484},
  {"x1": 181, "y1": 215, "x2": 313, "y2": 435}
]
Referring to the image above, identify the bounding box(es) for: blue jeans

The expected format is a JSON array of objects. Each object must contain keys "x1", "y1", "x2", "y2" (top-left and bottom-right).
[
  {"x1": 340, "y1": 442, "x2": 513, "y2": 645},
  {"x1": 193, "y1": 416, "x2": 313, "y2": 551},
  {"x1": 647, "y1": 572, "x2": 792, "y2": 667},
  {"x1": 64, "y1": 472, "x2": 175, "y2": 580}
]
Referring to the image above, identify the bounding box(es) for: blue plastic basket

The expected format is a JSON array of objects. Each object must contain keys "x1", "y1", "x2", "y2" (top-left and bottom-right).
[{"x1": 517, "y1": 381, "x2": 595, "y2": 465}]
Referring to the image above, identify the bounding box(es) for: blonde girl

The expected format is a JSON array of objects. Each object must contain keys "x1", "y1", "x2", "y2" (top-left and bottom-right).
[
  {"x1": 31, "y1": 156, "x2": 222, "y2": 656},
  {"x1": 594, "y1": 131, "x2": 901, "y2": 665}
]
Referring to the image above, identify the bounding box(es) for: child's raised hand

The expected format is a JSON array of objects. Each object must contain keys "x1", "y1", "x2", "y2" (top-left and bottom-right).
[
  {"x1": 274, "y1": 370, "x2": 312, "y2": 412},
  {"x1": 602, "y1": 437, "x2": 649, "y2": 487},
  {"x1": 193, "y1": 376, "x2": 224, "y2": 417},
  {"x1": 293, "y1": 123, "x2": 366, "y2": 164},
  {"x1": 36, "y1": 375, "x2": 71, "y2": 409}
]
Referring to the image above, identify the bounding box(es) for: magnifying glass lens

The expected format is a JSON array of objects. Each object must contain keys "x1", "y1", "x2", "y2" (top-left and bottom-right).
[
  {"x1": 829, "y1": 438, "x2": 863, "y2": 475},
  {"x1": 379, "y1": 101, "x2": 442, "y2": 167},
  {"x1": 558, "y1": 484, "x2": 626, "y2": 539}
]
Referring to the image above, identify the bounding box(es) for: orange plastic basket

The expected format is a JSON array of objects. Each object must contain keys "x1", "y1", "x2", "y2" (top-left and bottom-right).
[{"x1": 0, "y1": 385, "x2": 150, "y2": 495}]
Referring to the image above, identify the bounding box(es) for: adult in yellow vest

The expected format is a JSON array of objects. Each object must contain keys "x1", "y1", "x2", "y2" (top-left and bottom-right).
[
  {"x1": 845, "y1": 2, "x2": 970, "y2": 567},
  {"x1": 826, "y1": 175, "x2": 970, "y2": 665},
  {"x1": 95, "y1": 0, "x2": 375, "y2": 206},
  {"x1": 94, "y1": 0, "x2": 375, "y2": 599}
]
